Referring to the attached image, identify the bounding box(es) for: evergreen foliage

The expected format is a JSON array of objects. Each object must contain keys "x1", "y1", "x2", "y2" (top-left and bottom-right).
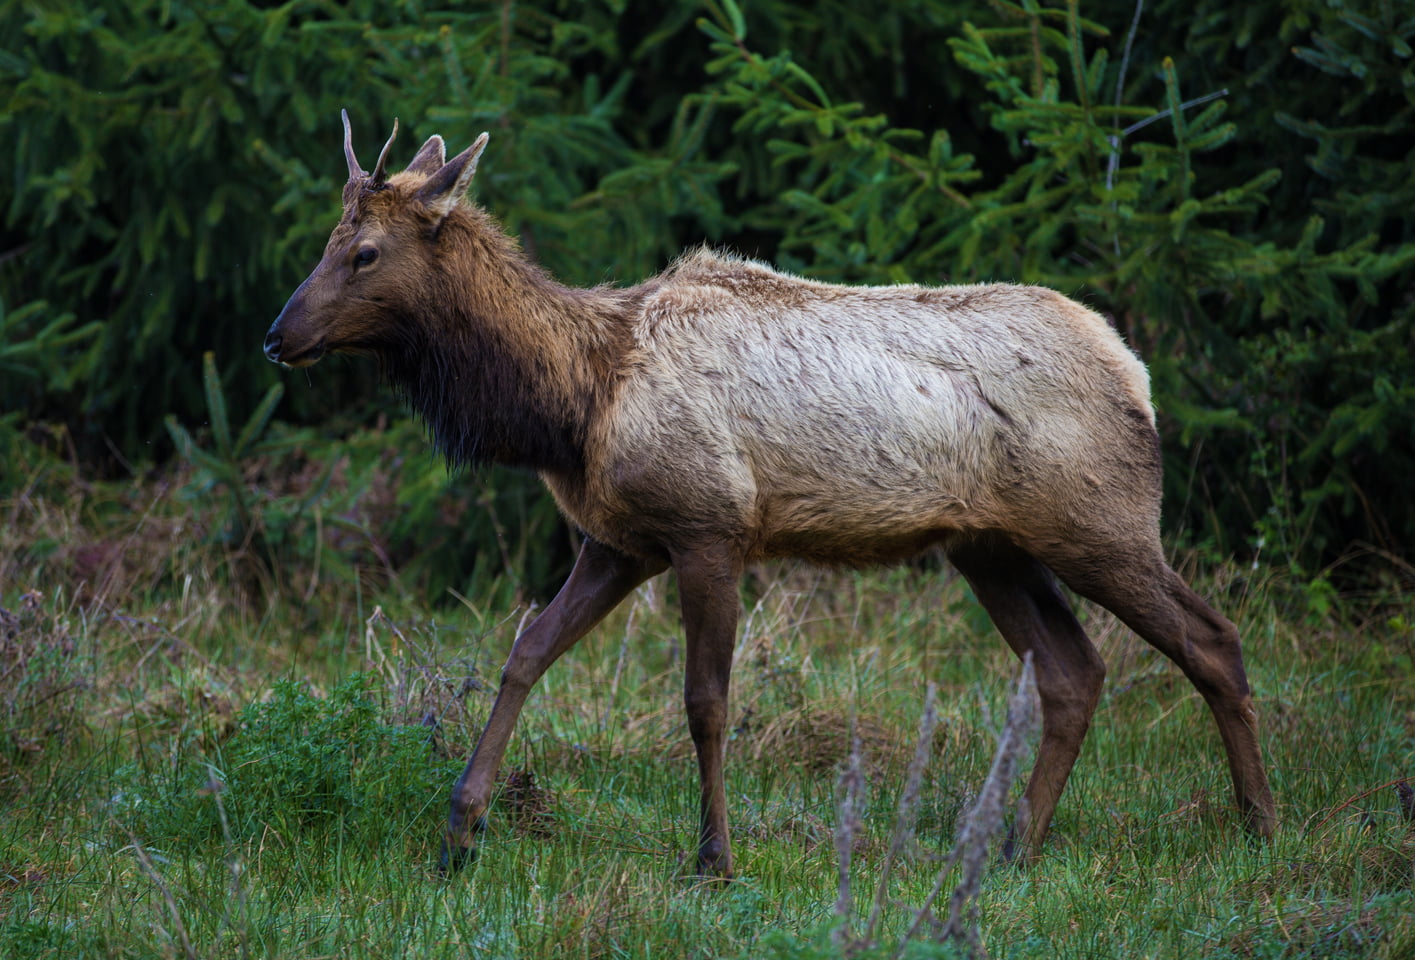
[{"x1": 2, "y1": 0, "x2": 1411, "y2": 586}]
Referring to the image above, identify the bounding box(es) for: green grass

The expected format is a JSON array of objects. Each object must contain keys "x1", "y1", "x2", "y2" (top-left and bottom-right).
[{"x1": 2, "y1": 461, "x2": 1413, "y2": 959}]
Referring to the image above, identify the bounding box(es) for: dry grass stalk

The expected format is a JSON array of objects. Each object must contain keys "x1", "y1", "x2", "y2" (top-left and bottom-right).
[
  {"x1": 863, "y1": 683, "x2": 940, "y2": 942},
  {"x1": 124, "y1": 828, "x2": 198, "y2": 960},
  {"x1": 898, "y1": 655, "x2": 1038, "y2": 959},
  {"x1": 831, "y1": 725, "x2": 867, "y2": 947},
  {"x1": 828, "y1": 658, "x2": 1038, "y2": 959}
]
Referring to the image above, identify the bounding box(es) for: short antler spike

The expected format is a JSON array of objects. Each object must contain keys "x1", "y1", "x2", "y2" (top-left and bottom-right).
[
  {"x1": 342, "y1": 108, "x2": 366, "y2": 180},
  {"x1": 372, "y1": 118, "x2": 400, "y2": 186}
]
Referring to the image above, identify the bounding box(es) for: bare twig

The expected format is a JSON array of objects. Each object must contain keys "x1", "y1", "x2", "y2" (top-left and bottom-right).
[{"x1": 1113, "y1": 0, "x2": 1145, "y2": 114}]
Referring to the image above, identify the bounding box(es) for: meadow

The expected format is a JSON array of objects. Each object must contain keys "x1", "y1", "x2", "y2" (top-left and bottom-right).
[{"x1": 2, "y1": 433, "x2": 1412, "y2": 960}]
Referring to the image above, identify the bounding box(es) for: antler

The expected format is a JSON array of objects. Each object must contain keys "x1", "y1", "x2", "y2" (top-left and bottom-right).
[
  {"x1": 371, "y1": 118, "x2": 400, "y2": 186},
  {"x1": 342, "y1": 108, "x2": 366, "y2": 180}
]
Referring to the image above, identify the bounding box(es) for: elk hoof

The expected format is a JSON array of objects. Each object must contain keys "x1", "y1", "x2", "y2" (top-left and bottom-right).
[
  {"x1": 438, "y1": 816, "x2": 487, "y2": 876},
  {"x1": 673, "y1": 848, "x2": 734, "y2": 887},
  {"x1": 1000, "y1": 832, "x2": 1018, "y2": 863},
  {"x1": 1243, "y1": 804, "x2": 1277, "y2": 840},
  {"x1": 682, "y1": 861, "x2": 736, "y2": 888},
  {"x1": 439, "y1": 839, "x2": 476, "y2": 875},
  {"x1": 691, "y1": 854, "x2": 735, "y2": 885},
  {"x1": 999, "y1": 828, "x2": 1038, "y2": 866}
]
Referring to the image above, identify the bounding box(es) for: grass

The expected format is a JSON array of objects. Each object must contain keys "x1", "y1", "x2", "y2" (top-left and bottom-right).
[{"x1": 2, "y1": 441, "x2": 1413, "y2": 959}]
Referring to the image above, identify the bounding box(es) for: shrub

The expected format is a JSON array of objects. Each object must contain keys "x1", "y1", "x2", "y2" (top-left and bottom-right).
[{"x1": 138, "y1": 674, "x2": 457, "y2": 844}]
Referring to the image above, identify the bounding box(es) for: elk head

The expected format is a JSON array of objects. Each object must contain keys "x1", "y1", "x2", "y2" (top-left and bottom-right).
[{"x1": 263, "y1": 110, "x2": 490, "y2": 368}]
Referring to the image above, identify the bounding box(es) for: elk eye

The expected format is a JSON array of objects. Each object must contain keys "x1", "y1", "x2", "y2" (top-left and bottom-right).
[{"x1": 354, "y1": 247, "x2": 378, "y2": 268}]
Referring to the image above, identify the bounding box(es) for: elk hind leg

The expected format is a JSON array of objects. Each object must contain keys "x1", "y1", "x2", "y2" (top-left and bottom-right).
[
  {"x1": 947, "y1": 536, "x2": 1107, "y2": 859},
  {"x1": 1040, "y1": 541, "x2": 1276, "y2": 839}
]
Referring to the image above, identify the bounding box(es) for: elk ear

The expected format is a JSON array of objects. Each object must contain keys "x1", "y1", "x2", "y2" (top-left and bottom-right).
[
  {"x1": 406, "y1": 134, "x2": 446, "y2": 176},
  {"x1": 416, "y1": 132, "x2": 490, "y2": 223}
]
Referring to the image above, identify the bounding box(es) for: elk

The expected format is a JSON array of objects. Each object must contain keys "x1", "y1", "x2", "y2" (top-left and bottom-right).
[{"x1": 264, "y1": 113, "x2": 1275, "y2": 877}]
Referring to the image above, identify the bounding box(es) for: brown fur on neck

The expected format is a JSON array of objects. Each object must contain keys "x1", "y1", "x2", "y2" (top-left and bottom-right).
[{"x1": 352, "y1": 177, "x2": 637, "y2": 473}]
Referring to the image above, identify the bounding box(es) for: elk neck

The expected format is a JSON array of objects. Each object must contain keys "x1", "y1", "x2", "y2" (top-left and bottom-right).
[{"x1": 379, "y1": 217, "x2": 635, "y2": 477}]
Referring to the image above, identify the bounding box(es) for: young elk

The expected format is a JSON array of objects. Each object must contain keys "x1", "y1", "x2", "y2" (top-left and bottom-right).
[{"x1": 264, "y1": 113, "x2": 1275, "y2": 877}]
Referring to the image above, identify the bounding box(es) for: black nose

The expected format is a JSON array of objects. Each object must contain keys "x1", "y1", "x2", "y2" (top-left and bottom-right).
[{"x1": 264, "y1": 327, "x2": 282, "y2": 362}]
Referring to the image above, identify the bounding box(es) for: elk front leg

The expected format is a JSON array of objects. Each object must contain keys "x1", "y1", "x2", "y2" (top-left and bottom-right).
[
  {"x1": 673, "y1": 543, "x2": 744, "y2": 879},
  {"x1": 441, "y1": 538, "x2": 665, "y2": 873}
]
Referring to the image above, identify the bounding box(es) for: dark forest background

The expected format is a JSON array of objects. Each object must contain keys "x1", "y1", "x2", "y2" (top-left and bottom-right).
[{"x1": 2, "y1": 0, "x2": 1411, "y2": 600}]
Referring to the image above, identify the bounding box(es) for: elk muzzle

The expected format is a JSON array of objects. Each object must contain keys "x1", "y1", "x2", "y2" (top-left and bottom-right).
[
  {"x1": 262, "y1": 324, "x2": 285, "y2": 362},
  {"x1": 263, "y1": 318, "x2": 325, "y2": 367},
  {"x1": 264, "y1": 279, "x2": 327, "y2": 367}
]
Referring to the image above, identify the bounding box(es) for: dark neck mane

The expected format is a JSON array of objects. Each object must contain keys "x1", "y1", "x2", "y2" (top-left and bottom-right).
[
  {"x1": 382, "y1": 326, "x2": 580, "y2": 473},
  {"x1": 379, "y1": 219, "x2": 631, "y2": 475}
]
